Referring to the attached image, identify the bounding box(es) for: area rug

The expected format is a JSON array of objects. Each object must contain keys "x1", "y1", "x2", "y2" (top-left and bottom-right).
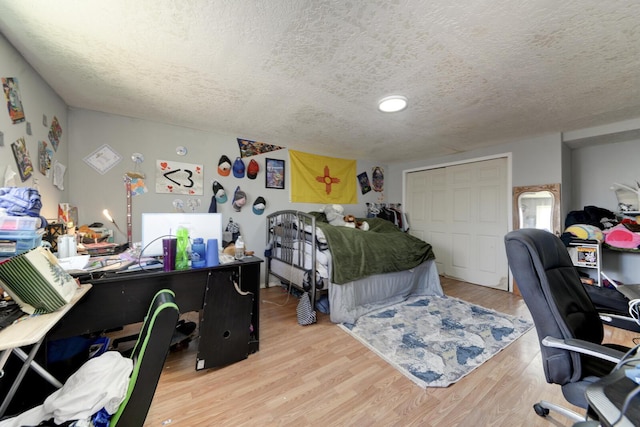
[{"x1": 338, "y1": 295, "x2": 533, "y2": 388}]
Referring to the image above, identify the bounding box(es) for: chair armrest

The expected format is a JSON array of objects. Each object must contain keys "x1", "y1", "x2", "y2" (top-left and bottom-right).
[{"x1": 542, "y1": 336, "x2": 626, "y2": 363}]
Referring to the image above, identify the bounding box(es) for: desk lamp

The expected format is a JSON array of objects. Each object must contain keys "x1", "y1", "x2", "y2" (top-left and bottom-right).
[
  {"x1": 101, "y1": 154, "x2": 144, "y2": 248},
  {"x1": 103, "y1": 209, "x2": 126, "y2": 242}
]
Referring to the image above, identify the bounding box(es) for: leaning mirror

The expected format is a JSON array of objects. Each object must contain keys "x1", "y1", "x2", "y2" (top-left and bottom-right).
[
  {"x1": 512, "y1": 183, "x2": 561, "y2": 235},
  {"x1": 511, "y1": 183, "x2": 561, "y2": 296}
]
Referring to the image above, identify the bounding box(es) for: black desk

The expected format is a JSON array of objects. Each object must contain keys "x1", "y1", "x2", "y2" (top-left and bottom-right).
[
  {"x1": 584, "y1": 365, "x2": 640, "y2": 427},
  {"x1": 48, "y1": 257, "x2": 262, "y2": 369}
]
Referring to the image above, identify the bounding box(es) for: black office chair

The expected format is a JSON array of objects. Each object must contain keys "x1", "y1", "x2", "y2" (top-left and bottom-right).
[
  {"x1": 110, "y1": 289, "x2": 179, "y2": 426},
  {"x1": 504, "y1": 229, "x2": 635, "y2": 422}
]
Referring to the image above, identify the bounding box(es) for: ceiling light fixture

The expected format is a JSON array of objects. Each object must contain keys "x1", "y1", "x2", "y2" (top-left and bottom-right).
[{"x1": 378, "y1": 95, "x2": 408, "y2": 113}]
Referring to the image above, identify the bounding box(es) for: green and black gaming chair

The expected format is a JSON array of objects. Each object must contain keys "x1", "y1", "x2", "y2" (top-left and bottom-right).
[{"x1": 110, "y1": 289, "x2": 179, "y2": 426}]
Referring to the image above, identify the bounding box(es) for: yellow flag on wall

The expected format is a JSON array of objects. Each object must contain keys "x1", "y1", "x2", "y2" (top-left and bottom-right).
[{"x1": 290, "y1": 150, "x2": 357, "y2": 204}]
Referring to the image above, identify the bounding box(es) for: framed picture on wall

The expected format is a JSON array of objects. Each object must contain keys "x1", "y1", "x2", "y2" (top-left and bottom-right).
[
  {"x1": 265, "y1": 158, "x2": 285, "y2": 189},
  {"x1": 11, "y1": 137, "x2": 33, "y2": 181}
]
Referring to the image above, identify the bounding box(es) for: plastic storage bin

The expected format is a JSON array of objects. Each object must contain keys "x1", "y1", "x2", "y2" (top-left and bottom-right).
[
  {"x1": 0, "y1": 228, "x2": 44, "y2": 256},
  {"x1": 0, "y1": 216, "x2": 39, "y2": 231}
]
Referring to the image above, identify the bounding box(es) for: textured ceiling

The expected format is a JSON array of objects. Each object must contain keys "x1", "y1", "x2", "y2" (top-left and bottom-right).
[{"x1": 1, "y1": 1, "x2": 639, "y2": 163}]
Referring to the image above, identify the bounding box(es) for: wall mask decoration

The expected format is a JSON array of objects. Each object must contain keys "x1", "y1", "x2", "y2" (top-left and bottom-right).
[{"x1": 372, "y1": 166, "x2": 384, "y2": 192}]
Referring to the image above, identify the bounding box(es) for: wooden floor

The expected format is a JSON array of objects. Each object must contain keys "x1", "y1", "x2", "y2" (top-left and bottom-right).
[{"x1": 142, "y1": 277, "x2": 638, "y2": 426}]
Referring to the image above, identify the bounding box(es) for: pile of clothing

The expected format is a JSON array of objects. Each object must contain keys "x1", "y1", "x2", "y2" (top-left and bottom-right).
[
  {"x1": 0, "y1": 187, "x2": 47, "y2": 227},
  {"x1": 561, "y1": 205, "x2": 640, "y2": 250}
]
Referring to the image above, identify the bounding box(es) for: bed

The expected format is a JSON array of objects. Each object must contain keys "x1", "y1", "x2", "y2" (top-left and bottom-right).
[{"x1": 264, "y1": 210, "x2": 443, "y2": 324}]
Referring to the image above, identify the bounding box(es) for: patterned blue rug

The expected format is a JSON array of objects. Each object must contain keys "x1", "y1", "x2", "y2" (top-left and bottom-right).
[{"x1": 339, "y1": 295, "x2": 533, "y2": 388}]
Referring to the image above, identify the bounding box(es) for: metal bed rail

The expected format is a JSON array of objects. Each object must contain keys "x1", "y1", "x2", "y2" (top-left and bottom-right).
[{"x1": 264, "y1": 210, "x2": 318, "y2": 304}]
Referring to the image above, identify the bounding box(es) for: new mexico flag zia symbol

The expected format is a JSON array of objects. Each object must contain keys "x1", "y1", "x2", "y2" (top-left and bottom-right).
[{"x1": 289, "y1": 150, "x2": 357, "y2": 204}]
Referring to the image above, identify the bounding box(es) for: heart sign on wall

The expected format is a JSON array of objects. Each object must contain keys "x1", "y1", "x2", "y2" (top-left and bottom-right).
[{"x1": 155, "y1": 159, "x2": 204, "y2": 195}]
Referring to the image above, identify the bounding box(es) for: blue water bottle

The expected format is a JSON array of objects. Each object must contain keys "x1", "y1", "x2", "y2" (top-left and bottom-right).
[{"x1": 191, "y1": 237, "x2": 206, "y2": 268}]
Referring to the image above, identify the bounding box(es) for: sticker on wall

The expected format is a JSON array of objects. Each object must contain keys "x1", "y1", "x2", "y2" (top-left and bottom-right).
[
  {"x1": 26, "y1": 121, "x2": 32, "y2": 135},
  {"x1": 2, "y1": 77, "x2": 26, "y2": 124},
  {"x1": 48, "y1": 116, "x2": 62, "y2": 151},
  {"x1": 38, "y1": 140, "x2": 53, "y2": 177},
  {"x1": 358, "y1": 172, "x2": 371, "y2": 194},
  {"x1": 11, "y1": 137, "x2": 33, "y2": 181},
  {"x1": 84, "y1": 144, "x2": 122, "y2": 175},
  {"x1": 155, "y1": 159, "x2": 203, "y2": 195},
  {"x1": 372, "y1": 166, "x2": 384, "y2": 192},
  {"x1": 237, "y1": 138, "x2": 285, "y2": 158}
]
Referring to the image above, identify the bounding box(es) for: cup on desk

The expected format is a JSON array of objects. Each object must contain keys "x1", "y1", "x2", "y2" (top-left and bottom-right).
[
  {"x1": 162, "y1": 238, "x2": 177, "y2": 271},
  {"x1": 206, "y1": 238, "x2": 219, "y2": 267},
  {"x1": 56, "y1": 235, "x2": 77, "y2": 258}
]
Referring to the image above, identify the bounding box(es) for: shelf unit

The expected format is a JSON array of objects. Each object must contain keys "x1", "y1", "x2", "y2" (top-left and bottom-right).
[{"x1": 568, "y1": 240, "x2": 601, "y2": 286}]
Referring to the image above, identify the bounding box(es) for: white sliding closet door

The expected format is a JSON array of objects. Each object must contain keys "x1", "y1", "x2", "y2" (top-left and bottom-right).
[{"x1": 406, "y1": 157, "x2": 509, "y2": 290}]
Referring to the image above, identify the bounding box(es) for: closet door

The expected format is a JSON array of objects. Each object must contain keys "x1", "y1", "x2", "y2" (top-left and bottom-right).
[
  {"x1": 406, "y1": 167, "x2": 448, "y2": 276},
  {"x1": 406, "y1": 157, "x2": 509, "y2": 290}
]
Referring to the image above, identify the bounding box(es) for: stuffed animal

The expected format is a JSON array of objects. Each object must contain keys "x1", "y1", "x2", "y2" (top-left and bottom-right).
[
  {"x1": 323, "y1": 205, "x2": 369, "y2": 230},
  {"x1": 324, "y1": 204, "x2": 347, "y2": 227},
  {"x1": 344, "y1": 215, "x2": 370, "y2": 231}
]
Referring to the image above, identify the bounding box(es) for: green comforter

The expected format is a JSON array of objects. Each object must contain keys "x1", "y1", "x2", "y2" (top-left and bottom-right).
[{"x1": 311, "y1": 213, "x2": 435, "y2": 284}]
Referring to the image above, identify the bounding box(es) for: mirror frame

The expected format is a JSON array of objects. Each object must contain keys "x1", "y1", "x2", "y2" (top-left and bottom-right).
[{"x1": 512, "y1": 183, "x2": 561, "y2": 235}]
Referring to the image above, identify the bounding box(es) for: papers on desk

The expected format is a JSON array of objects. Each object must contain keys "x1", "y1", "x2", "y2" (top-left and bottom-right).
[
  {"x1": 59, "y1": 251, "x2": 238, "y2": 276},
  {"x1": 123, "y1": 259, "x2": 163, "y2": 272},
  {"x1": 80, "y1": 242, "x2": 120, "y2": 255},
  {"x1": 57, "y1": 255, "x2": 91, "y2": 271},
  {"x1": 61, "y1": 252, "x2": 168, "y2": 275},
  {"x1": 84, "y1": 256, "x2": 134, "y2": 272},
  {"x1": 61, "y1": 254, "x2": 134, "y2": 275}
]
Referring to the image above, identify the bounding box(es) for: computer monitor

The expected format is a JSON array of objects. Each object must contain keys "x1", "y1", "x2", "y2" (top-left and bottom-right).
[{"x1": 141, "y1": 213, "x2": 223, "y2": 256}]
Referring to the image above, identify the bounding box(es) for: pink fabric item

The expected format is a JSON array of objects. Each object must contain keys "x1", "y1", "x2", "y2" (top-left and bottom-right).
[{"x1": 604, "y1": 224, "x2": 640, "y2": 249}]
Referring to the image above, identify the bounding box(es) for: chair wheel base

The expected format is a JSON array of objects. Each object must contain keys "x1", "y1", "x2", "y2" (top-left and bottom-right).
[{"x1": 534, "y1": 403, "x2": 550, "y2": 417}]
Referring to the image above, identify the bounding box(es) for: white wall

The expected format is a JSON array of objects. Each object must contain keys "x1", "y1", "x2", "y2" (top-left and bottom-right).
[
  {"x1": 67, "y1": 108, "x2": 383, "y2": 282},
  {"x1": 571, "y1": 139, "x2": 640, "y2": 211},
  {"x1": 0, "y1": 34, "x2": 68, "y2": 220}
]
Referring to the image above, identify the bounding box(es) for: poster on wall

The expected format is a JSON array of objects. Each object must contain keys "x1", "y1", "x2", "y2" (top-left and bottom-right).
[
  {"x1": 38, "y1": 140, "x2": 53, "y2": 177},
  {"x1": 48, "y1": 116, "x2": 63, "y2": 151},
  {"x1": 11, "y1": 137, "x2": 33, "y2": 181},
  {"x1": 2, "y1": 77, "x2": 26, "y2": 124},
  {"x1": 83, "y1": 144, "x2": 122, "y2": 175},
  {"x1": 155, "y1": 159, "x2": 204, "y2": 195},
  {"x1": 237, "y1": 138, "x2": 285, "y2": 158},
  {"x1": 358, "y1": 172, "x2": 371, "y2": 194}
]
